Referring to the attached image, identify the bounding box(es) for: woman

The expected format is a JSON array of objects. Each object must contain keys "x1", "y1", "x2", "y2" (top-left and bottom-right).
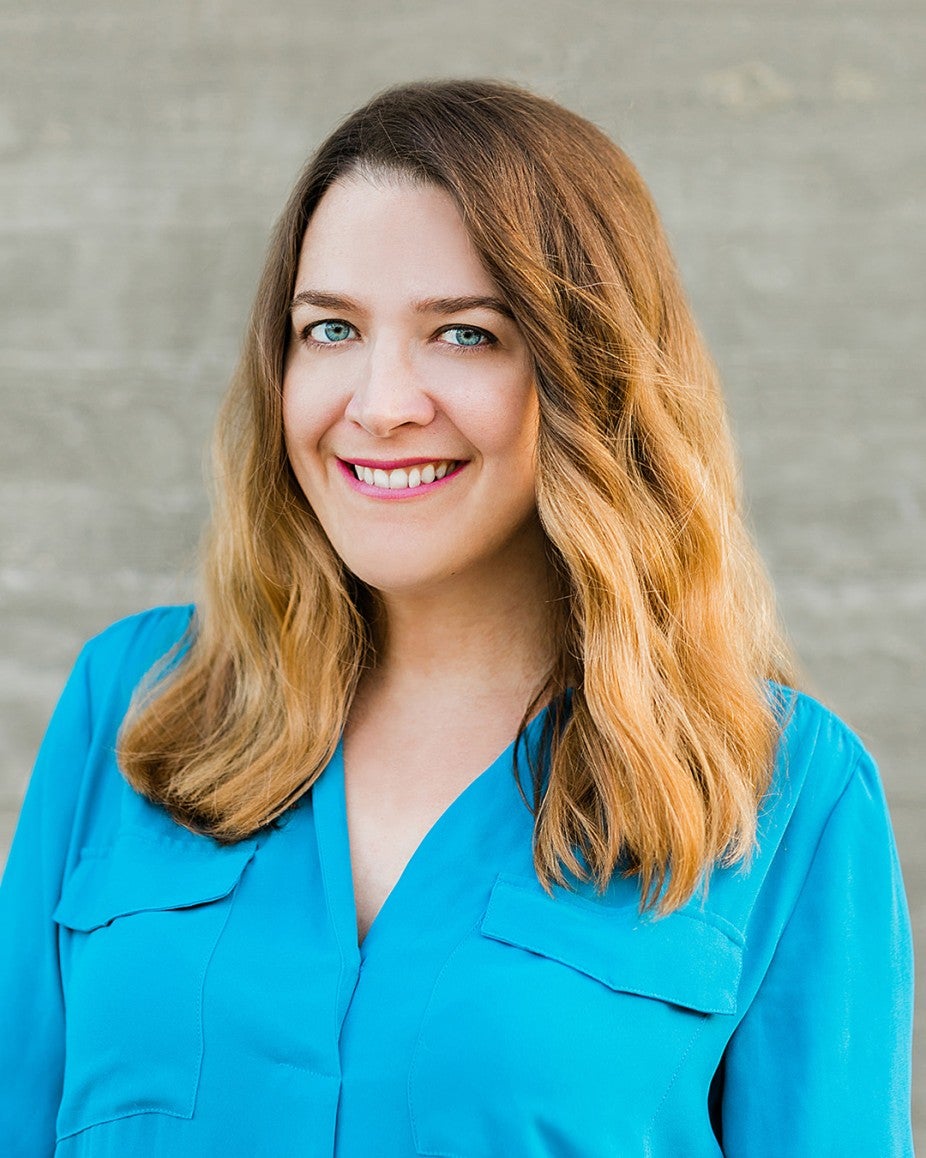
[{"x1": 0, "y1": 80, "x2": 913, "y2": 1155}]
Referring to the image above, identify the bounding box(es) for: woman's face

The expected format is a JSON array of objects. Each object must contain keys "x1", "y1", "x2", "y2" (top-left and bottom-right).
[{"x1": 282, "y1": 175, "x2": 543, "y2": 597}]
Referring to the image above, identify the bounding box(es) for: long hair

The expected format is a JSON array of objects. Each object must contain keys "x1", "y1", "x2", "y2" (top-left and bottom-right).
[{"x1": 119, "y1": 79, "x2": 795, "y2": 913}]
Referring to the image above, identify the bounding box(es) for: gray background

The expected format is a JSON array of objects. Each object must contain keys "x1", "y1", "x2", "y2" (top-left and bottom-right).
[{"x1": 1, "y1": 0, "x2": 923, "y2": 1141}]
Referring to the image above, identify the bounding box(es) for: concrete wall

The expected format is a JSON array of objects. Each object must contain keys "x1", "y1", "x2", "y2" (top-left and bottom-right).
[{"x1": 2, "y1": 0, "x2": 922, "y2": 1139}]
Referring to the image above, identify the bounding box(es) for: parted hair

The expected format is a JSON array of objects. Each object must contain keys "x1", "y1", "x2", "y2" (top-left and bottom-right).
[{"x1": 119, "y1": 79, "x2": 795, "y2": 913}]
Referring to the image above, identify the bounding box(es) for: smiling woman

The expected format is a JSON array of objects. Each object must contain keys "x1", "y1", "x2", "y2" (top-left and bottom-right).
[
  {"x1": 0, "y1": 80, "x2": 913, "y2": 1156},
  {"x1": 282, "y1": 177, "x2": 543, "y2": 597}
]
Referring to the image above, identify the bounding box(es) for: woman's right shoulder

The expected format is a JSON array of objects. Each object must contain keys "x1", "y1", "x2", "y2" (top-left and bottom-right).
[
  {"x1": 76, "y1": 603, "x2": 197, "y2": 697},
  {"x1": 4, "y1": 606, "x2": 201, "y2": 885}
]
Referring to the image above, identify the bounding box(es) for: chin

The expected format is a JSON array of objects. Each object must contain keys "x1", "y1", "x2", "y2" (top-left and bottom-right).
[
  {"x1": 324, "y1": 525, "x2": 462, "y2": 593},
  {"x1": 342, "y1": 561, "x2": 458, "y2": 598}
]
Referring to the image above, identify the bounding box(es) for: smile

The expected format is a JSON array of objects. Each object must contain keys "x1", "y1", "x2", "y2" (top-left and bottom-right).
[{"x1": 350, "y1": 460, "x2": 457, "y2": 489}]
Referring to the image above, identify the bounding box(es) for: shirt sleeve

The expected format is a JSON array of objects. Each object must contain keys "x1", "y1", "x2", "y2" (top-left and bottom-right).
[
  {"x1": 0, "y1": 645, "x2": 94, "y2": 1157},
  {"x1": 719, "y1": 747, "x2": 915, "y2": 1155}
]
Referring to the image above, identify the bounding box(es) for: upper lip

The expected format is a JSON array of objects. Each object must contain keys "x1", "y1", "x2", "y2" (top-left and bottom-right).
[{"x1": 339, "y1": 456, "x2": 462, "y2": 469}]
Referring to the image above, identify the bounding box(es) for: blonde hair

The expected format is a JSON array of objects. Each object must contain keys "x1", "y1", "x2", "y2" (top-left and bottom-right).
[{"x1": 119, "y1": 79, "x2": 795, "y2": 913}]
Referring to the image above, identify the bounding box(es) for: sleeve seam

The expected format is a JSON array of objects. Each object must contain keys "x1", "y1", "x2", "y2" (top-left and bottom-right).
[{"x1": 749, "y1": 743, "x2": 866, "y2": 997}]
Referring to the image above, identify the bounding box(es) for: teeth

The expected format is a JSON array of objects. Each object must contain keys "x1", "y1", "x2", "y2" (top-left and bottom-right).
[{"x1": 353, "y1": 460, "x2": 456, "y2": 490}]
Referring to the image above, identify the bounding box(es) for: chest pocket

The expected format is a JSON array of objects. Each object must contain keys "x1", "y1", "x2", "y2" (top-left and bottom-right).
[
  {"x1": 408, "y1": 873, "x2": 743, "y2": 1158},
  {"x1": 52, "y1": 830, "x2": 256, "y2": 1141}
]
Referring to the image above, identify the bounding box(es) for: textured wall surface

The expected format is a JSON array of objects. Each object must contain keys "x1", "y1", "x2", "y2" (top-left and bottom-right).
[{"x1": 2, "y1": 0, "x2": 923, "y2": 1139}]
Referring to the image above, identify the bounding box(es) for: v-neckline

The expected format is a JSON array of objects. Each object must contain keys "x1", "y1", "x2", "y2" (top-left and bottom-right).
[{"x1": 312, "y1": 706, "x2": 552, "y2": 962}]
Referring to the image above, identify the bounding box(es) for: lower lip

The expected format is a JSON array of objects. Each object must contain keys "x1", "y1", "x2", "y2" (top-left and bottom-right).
[{"x1": 336, "y1": 459, "x2": 468, "y2": 500}]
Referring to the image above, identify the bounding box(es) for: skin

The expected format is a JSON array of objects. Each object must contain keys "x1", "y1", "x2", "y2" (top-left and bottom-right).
[
  {"x1": 284, "y1": 175, "x2": 543, "y2": 599},
  {"x1": 282, "y1": 175, "x2": 557, "y2": 940}
]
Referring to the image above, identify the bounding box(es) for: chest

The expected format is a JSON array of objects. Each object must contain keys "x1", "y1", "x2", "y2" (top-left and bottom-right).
[
  {"x1": 343, "y1": 760, "x2": 476, "y2": 944},
  {"x1": 340, "y1": 706, "x2": 535, "y2": 946},
  {"x1": 51, "y1": 790, "x2": 742, "y2": 1156}
]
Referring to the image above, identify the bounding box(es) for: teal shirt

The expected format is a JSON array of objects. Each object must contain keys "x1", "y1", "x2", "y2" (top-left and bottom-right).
[{"x1": 0, "y1": 606, "x2": 914, "y2": 1155}]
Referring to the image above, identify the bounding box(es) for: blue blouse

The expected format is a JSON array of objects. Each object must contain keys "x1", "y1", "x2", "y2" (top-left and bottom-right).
[{"x1": 0, "y1": 606, "x2": 914, "y2": 1156}]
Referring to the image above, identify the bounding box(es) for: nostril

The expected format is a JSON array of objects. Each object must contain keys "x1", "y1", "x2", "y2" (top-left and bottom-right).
[{"x1": 344, "y1": 392, "x2": 438, "y2": 437}]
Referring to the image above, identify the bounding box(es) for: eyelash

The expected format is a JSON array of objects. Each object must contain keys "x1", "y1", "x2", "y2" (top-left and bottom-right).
[
  {"x1": 439, "y1": 325, "x2": 496, "y2": 351},
  {"x1": 297, "y1": 320, "x2": 497, "y2": 352}
]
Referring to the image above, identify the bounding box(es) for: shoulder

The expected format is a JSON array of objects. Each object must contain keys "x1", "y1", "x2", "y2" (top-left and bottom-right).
[
  {"x1": 10, "y1": 606, "x2": 199, "y2": 881},
  {"x1": 81, "y1": 603, "x2": 196, "y2": 668},
  {"x1": 45, "y1": 604, "x2": 197, "y2": 801},
  {"x1": 706, "y1": 686, "x2": 893, "y2": 933},
  {"x1": 76, "y1": 604, "x2": 196, "y2": 702},
  {"x1": 767, "y1": 685, "x2": 881, "y2": 834},
  {"x1": 775, "y1": 685, "x2": 871, "y2": 768}
]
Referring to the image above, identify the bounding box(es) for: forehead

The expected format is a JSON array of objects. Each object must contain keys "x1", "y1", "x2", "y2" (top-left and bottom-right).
[{"x1": 294, "y1": 175, "x2": 499, "y2": 295}]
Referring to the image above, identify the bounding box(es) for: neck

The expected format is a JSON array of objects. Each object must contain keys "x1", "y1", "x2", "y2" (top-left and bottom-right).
[{"x1": 362, "y1": 520, "x2": 558, "y2": 706}]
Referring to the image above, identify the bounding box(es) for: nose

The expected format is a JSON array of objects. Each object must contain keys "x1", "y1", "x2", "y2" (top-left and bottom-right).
[{"x1": 344, "y1": 339, "x2": 436, "y2": 437}]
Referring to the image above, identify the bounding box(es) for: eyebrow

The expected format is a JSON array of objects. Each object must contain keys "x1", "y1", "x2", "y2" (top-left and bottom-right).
[{"x1": 289, "y1": 290, "x2": 514, "y2": 319}]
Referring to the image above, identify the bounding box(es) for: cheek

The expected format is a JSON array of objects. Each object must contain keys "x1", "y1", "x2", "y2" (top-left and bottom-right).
[
  {"x1": 281, "y1": 392, "x2": 332, "y2": 512},
  {"x1": 280, "y1": 388, "x2": 303, "y2": 460},
  {"x1": 450, "y1": 361, "x2": 537, "y2": 446},
  {"x1": 473, "y1": 385, "x2": 539, "y2": 473},
  {"x1": 281, "y1": 375, "x2": 340, "y2": 461}
]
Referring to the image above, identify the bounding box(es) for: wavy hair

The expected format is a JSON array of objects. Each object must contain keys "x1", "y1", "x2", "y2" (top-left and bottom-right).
[{"x1": 119, "y1": 79, "x2": 795, "y2": 913}]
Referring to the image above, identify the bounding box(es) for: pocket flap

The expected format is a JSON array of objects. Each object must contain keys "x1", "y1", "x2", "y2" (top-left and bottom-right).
[
  {"x1": 53, "y1": 831, "x2": 257, "y2": 932},
  {"x1": 480, "y1": 875, "x2": 743, "y2": 1015}
]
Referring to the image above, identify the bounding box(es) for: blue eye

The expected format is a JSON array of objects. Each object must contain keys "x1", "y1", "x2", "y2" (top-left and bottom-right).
[
  {"x1": 442, "y1": 325, "x2": 493, "y2": 348},
  {"x1": 308, "y1": 320, "x2": 357, "y2": 344}
]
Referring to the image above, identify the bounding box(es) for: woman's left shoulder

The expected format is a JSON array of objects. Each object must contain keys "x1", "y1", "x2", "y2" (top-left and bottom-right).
[
  {"x1": 703, "y1": 680, "x2": 912, "y2": 972},
  {"x1": 763, "y1": 683, "x2": 887, "y2": 830},
  {"x1": 705, "y1": 685, "x2": 901, "y2": 931}
]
